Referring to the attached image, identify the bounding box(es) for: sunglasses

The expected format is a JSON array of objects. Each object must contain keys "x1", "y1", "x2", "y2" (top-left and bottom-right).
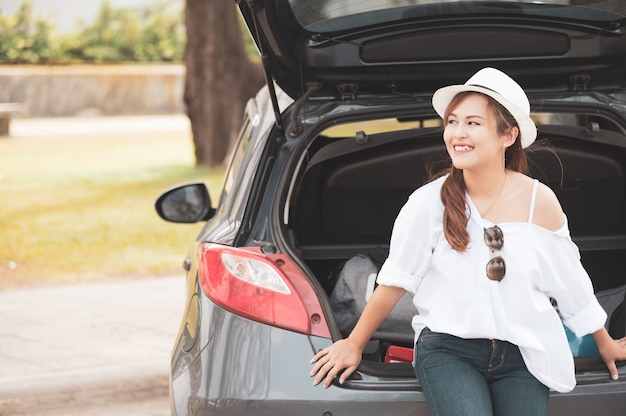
[{"x1": 484, "y1": 225, "x2": 506, "y2": 282}]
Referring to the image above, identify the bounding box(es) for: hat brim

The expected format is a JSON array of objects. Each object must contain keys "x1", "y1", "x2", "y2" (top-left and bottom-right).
[{"x1": 432, "y1": 85, "x2": 537, "y2": 148}]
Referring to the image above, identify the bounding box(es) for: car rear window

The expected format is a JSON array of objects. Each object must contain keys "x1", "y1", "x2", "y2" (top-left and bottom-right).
[{"x1": 287, "y1": 0, "x2": 626, "y2": 33}]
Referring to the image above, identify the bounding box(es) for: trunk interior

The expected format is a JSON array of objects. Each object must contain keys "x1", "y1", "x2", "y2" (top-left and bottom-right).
[{"x1": 287, "y1": 111, "x2": 626, "y2": 378}]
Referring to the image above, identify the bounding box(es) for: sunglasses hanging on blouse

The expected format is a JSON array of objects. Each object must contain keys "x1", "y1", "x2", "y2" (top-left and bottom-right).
[{"x1": 484, "y1": 225, "x2": 506, "y2": 282}]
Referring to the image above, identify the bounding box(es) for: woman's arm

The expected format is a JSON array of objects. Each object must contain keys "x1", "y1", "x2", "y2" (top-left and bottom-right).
[
  {"x1": 592, "y1": 327, "x2": 626, "y2": 380},
  {"x1": 534, "y1": 183, "x2": 626, "y2": 379},
  {"x1": 310, "y1": 284, "x2": 407, "y2": 388}
]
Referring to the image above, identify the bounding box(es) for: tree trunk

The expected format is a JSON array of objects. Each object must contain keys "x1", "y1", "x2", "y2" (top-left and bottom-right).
[{"x1": 184, "y1": 0, "x2": 264, "y2": 167}]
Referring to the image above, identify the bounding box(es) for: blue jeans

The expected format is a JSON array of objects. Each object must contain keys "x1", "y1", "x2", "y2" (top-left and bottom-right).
[{"x1": 415, "y1": 328, "x2": 549, "y2": 416}]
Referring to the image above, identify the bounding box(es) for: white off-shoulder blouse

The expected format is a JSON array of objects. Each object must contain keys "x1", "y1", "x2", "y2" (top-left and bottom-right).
[{"x1": 376, "y1": 175, "x2": 607, "y2": 393}]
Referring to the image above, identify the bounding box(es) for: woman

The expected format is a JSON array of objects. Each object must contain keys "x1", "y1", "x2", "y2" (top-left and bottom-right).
[{"x1": 310, "y1": 67, "x2": 626, "y2": 415}]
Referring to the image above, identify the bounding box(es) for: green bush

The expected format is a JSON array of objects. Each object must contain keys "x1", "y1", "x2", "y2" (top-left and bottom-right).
[
  {"x1": 0, "y1": 1, "x2": 185, "y2": 63},
  {"x1": 0, "y1": 2, "x2": 61, "y2": 63}
]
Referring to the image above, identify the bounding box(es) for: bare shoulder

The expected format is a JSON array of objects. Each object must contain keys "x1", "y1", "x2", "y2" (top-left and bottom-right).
[{"x1": 532, "y1": 181, "x2": 565, "y2": 231}]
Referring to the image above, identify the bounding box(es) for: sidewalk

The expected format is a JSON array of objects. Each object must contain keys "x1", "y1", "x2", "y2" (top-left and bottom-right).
[
  {"x1": 0, "y1": 275, "x2": 185, "y2": 414},
  {"x1": 9, "y1": 114, "x2": 190, "y2": 137}
]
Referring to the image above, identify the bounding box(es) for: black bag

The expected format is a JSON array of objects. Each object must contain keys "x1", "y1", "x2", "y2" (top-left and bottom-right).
[{"x1": 329, "y1": 251, "x2": 415, "y2": 345}]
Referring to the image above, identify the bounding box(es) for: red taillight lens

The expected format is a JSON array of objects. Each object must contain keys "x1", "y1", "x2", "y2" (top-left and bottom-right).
[{"x1": 198, "y1": 244, "x2": 330, "y2": 338}]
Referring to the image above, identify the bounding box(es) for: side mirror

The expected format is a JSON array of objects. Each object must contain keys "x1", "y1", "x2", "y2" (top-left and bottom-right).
[{"x1": 155, "y1": 183, "x2": 215, "y2": 223}]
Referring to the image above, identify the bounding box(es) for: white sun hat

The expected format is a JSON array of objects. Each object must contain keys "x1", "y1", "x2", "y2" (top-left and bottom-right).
[{"x1": 432, "y1": 67, "x2": 537, "y2": 148}]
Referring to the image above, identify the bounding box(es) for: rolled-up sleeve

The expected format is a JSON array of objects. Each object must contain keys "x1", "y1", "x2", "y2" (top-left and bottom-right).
[{"x1": 537, "y1": 219, "x2": 607, "y2": 337}]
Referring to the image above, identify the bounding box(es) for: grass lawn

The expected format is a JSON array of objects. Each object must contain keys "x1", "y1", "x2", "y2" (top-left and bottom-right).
[{"x1": 0, "y1": 127, "x2": 225, "y2": 289}]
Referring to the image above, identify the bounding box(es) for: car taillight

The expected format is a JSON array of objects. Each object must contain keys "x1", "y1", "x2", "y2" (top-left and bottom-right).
[{"x1": 198, "y1": 243, "x2": 331, "y2": 338}]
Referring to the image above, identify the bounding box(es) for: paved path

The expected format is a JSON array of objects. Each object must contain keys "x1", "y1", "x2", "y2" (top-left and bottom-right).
[
  {"x1": 9, "y1": 114, "x2": 190, "y2": 137},
  {"x1": 0, "y1": 276, "x2": 184, "y2": 414}
]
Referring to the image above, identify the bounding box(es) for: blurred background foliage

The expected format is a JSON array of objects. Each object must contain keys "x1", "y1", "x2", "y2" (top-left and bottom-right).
[{"x1": 0, "y1": 0, "x2": 185, "y2": 63}]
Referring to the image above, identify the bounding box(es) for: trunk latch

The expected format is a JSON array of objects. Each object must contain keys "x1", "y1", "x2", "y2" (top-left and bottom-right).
[
  {"x1": 338, "y1": 83, "x2": 359, "y2": 101},
  {"x1": 570, "y1": 74, "x2": 591, "y2": 92}
]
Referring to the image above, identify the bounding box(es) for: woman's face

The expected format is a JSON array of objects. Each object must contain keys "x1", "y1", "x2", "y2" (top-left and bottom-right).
[{"x1": 443, "y1": 93, "x2": 515, "y2": 172}]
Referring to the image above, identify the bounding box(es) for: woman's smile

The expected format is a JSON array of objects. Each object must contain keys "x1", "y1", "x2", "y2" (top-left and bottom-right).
[{"x1": 453, "y1": 144, "x2": 474, "y2": 153}]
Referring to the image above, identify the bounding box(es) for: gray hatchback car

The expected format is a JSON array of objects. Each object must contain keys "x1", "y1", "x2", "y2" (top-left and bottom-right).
[{"x1": 156, "y1": 1, "x2": 626, "y2": 414}]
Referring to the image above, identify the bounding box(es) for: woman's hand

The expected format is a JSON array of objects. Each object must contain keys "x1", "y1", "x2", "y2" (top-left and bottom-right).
[
  {"x1": 309, "y1": 284, "x2": 407, "y2": 388},
  {"x1": 593, "y1": 328, "x2": 626, "y2": 380},
  {"x1": 310, "y1": 337, "x2": 362, "y2": 388}
]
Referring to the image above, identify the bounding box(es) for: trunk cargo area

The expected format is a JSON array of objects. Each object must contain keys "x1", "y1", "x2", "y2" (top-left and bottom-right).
[{"x1": 288, "y1": 116, "x2": 626, "y2": 377}]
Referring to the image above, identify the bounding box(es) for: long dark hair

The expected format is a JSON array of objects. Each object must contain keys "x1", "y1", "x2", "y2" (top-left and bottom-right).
[{"x1": 440, "y1": 92, "x2": 528, "y2": 252}]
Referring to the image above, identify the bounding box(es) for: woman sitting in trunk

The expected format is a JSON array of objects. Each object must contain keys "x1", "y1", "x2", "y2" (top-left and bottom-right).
[{"x1": 310, "y1": 67, "x2": 626, "y2": 416}]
